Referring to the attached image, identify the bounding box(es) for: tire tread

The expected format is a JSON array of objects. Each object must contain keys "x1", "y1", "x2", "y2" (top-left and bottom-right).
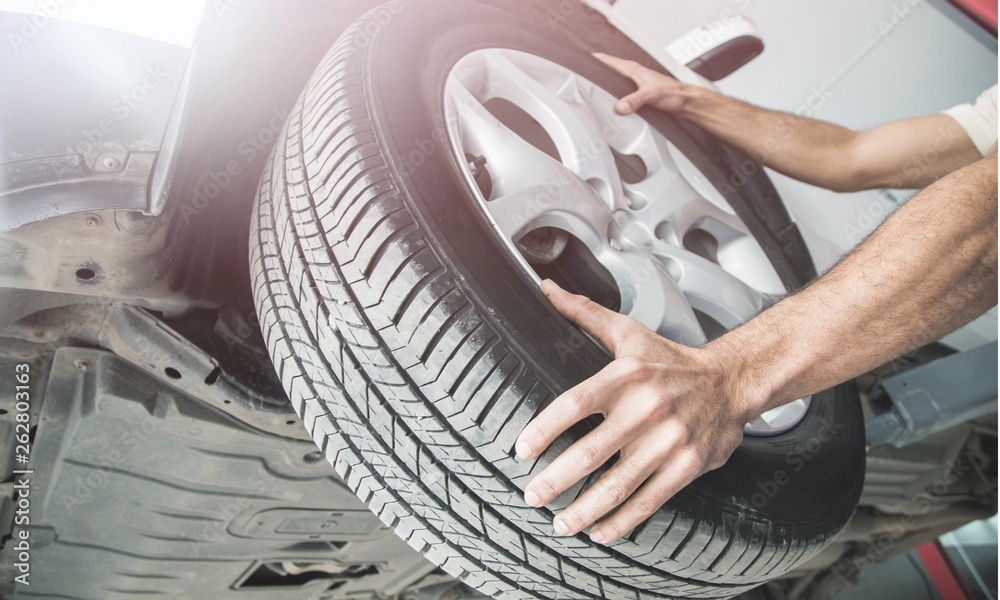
[{"x1": 249, "y1": 3, "x2": 860, "y2": 598}]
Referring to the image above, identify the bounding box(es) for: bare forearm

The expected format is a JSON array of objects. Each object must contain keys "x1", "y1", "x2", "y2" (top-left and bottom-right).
[
  {"x1": 673, "y1": 85, "x2": 981, "y2": 192},
  {"x1": 599, "y1": 53, "x2": 984, "y2": 192},
  {"x1": 713, "y1": 153, "x2": 998, "y2": 415},
  {"x1": 675, "y1": 85, "x2": 863, "y2": 190}
]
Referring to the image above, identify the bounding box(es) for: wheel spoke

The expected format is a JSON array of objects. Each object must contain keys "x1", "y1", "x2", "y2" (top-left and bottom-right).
[
  {"x1": 445, "y1": 48, "x2": 809, "y2": 435},
  {"x1": 586, "y1": 242, "x2": 706, "y2": 346},
  {"x1": 446, "y1": 74, "x2": 541, "y2": 179},
  {"x1": 626, "y1": 163, "x2": 745, "y2": 239},
  {"x1": 625, "y1": 142, "x2": 786, "y2": 300},
  {"x1": 482, "y1": 52, "x2": 624, "y2": 206},
  {"x1": 665, "y1": 142, "x2": 738, "y2": 216},
  {"x1": 622, "y1": 162, "x2": 697, "y2": 222},
  {"x1": 447, "y1": 74, "x2": 613, "y2": 242},
  {"x1": 486, "y1": 181, "x2": 611, "y2": 242},
  {"x1": 651, "y1": 239, "x2": 764, "y2": 329},
  {"x1": 623, "y1": 254, "x2": 706, "y2": 346}
]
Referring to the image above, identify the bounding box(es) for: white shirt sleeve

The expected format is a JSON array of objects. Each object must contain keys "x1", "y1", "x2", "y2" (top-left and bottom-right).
[{"x1": 942, "y1": 84, "x2": 998, "y2": 156}]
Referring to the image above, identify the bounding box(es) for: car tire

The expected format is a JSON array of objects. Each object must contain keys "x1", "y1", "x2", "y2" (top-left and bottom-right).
[{"x1": 249, "y1": 1, "x2": 866, "y2": 597}]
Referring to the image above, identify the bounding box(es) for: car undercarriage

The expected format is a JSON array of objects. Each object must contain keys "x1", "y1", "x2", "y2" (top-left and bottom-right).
[{"x1": 0, "y1": 1, "x2": 995, "y2": 598}]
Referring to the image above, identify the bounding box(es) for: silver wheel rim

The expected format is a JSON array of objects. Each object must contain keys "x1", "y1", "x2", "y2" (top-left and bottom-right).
[{"x1": 443, "y1": 49, "x2": 808, "y2": 436}]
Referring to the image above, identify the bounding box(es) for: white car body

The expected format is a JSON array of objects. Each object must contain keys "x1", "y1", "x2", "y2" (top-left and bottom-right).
[
  {"x1": 602, "y1": 0, "x2": 999, "y2": 350},
  {"x1": 0, "y1": 1, "x2": 994, "y2": 597},
  {"x1": 5, "y1": 0, "x2": 994, "y2": 347}
]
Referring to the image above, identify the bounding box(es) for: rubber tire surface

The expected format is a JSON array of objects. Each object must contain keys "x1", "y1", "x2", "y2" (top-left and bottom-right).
[{"x1": 250, "y1": 1, "x2": 866, "y2": 598}]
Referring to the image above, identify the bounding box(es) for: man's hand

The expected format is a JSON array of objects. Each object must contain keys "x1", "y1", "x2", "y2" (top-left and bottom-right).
[
  {"x1": 595, "y1": 51, "x2": 984, "y2": 191},
  {"x1": 593, "y1": 52, "x2": 691, "y2": 115},
  {"x1": 515, "y1": 153, "x2": 997, "y2": 545},
  {"x1": 516, "y1": 279, "x2": 758, "y2": 544}
]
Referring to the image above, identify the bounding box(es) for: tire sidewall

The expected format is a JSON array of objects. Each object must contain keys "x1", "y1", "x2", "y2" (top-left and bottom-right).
[{"x1": 360, "y1": 0, "x2": 862, "y2": 544}]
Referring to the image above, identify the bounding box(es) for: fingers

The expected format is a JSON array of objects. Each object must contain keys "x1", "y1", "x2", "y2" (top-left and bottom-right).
[
  {"x1": 593, "y1": 52, "x2": 661, "y2": 115},
  {"x1": 540, "y1": 279, "x2": 638, "y2": 355},
  {"x1": 592, "y1": 51, "x2": 638, "y2": 78},
  {"x1": 588, "y1": 453, "x2": 705, "y2": 544},
  {"x1": 523, "y1": 416, "x2": 638, "y2": 512},
  {"x1": 592, "y1": 53, "x2": 644, "y2": 114},
  {"x1": 528, "y1": 426, "x2": 705, "y2": 543},
  {"x1": 550, "y1": 446, "x2": 667, "y2": 537},
  {"x1": 614, "y1": 92, "x2": 646, "y2": 115},
  {"x1": 526, "y1": 278, "x2": 746, "y2": 545},
  {"x1": 515, "y1": 356, "x2": 636, "y2": 462}
]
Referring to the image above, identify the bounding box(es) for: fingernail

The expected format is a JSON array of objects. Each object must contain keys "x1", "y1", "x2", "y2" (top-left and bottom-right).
[
  {"x1": 553, "y1": 519, "x2": 570, "y2": 536},
  {"x1": 524, "y1": 489, "x2": 541, "y2": 507},
  {"x1": 590, "y1": 529, "x2": 605, "y2": 544},
  {"x1": 538, "y1": 279, "x2": 555, "y2": 297},
  {"x1": 615, "y1": 101, "x2": 630, "y2": 114},
  {"x1": 515, "y1": 439, "x2": 533, "y2": 460}
]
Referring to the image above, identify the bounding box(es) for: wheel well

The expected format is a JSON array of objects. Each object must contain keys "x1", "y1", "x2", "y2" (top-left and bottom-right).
[{"x1": 164, "y1": 0, "x2": 383, "y2": 310}]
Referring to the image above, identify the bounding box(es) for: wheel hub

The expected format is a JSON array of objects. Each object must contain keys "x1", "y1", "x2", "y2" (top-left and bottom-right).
[{"x1": 443, "y1": 48, "x2": 809, "y2": 436}]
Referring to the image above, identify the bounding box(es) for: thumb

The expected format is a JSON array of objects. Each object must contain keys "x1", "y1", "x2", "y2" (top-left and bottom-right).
[{"x1": 615, "y1": 91, "x2": 647, "y2": 115}]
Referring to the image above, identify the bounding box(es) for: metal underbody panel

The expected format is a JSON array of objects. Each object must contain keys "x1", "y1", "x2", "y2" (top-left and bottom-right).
[
  {"x1": 0, "y1": 1, "x2": 995, "y2": 599},
  {"x1": 0, "y1": 344, "x2": 480, "y2": 599}
]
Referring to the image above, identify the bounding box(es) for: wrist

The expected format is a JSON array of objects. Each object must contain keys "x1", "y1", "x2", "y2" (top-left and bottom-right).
[
  {"x1": 671, "y1": 83, "x2": 713, "y2": 121},
  {"x1": 702, "y1": 329, "x2": 784, "y2": 423}
]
